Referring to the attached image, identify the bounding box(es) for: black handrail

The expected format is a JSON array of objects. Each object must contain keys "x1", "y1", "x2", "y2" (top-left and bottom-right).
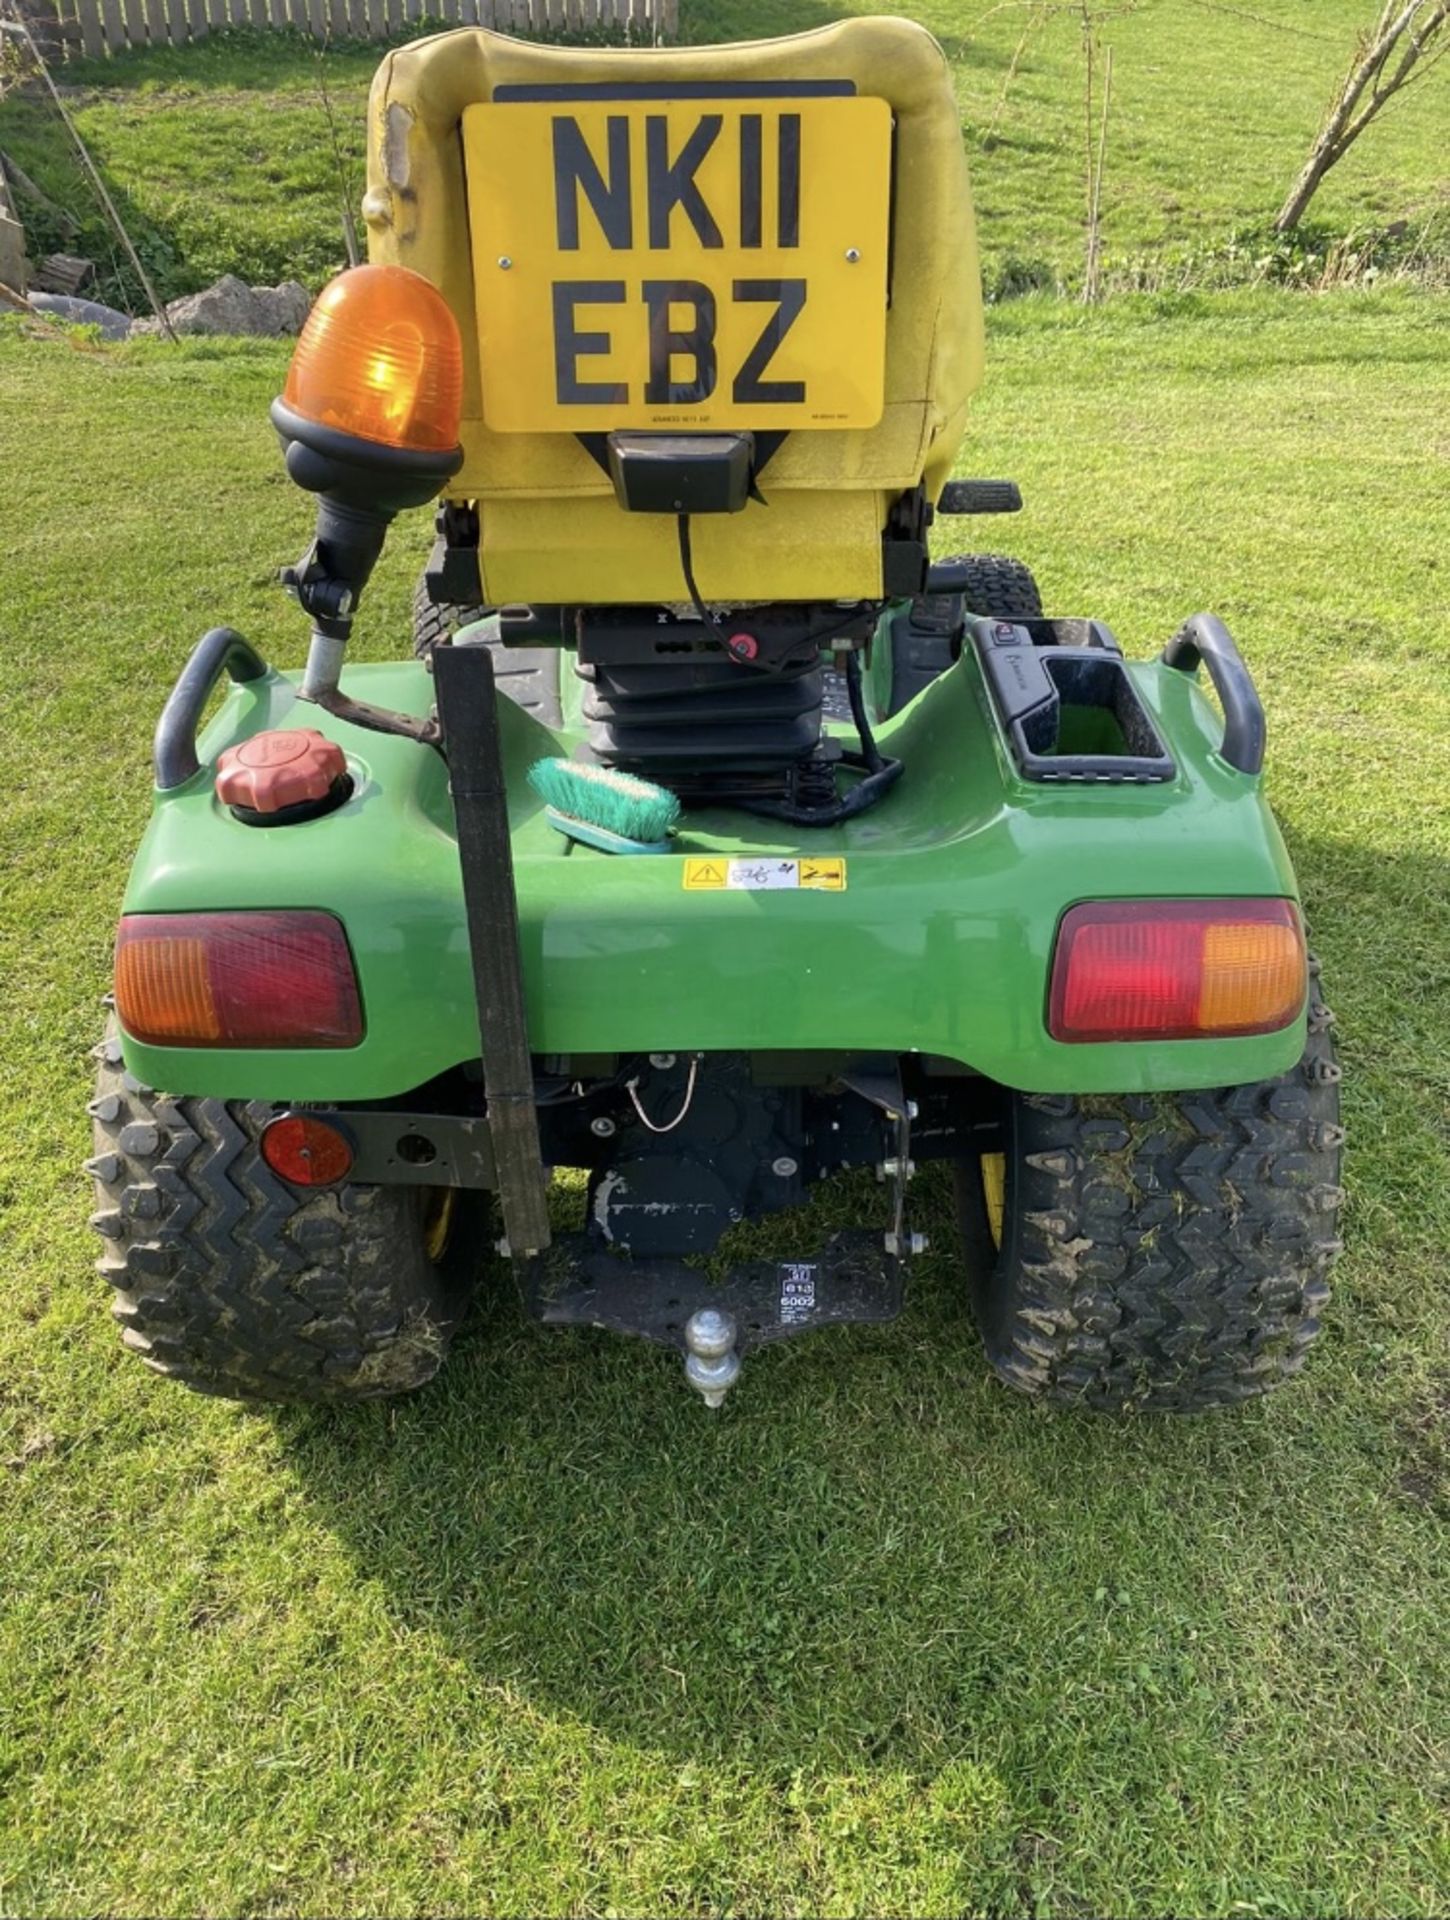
[
  {"x1": 1161, "y1": 612, "x2": 1266, "y2": 776},
  {"x1": 153, "y1": 628, "x2": 270, "y2": 790}
]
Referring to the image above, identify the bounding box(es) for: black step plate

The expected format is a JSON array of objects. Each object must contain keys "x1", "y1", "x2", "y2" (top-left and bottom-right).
[{"x1": 522, "y1": 1229, "x2": 902, "y2": 1353}]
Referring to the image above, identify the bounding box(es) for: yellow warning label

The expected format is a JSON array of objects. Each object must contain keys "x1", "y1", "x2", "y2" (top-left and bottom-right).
[
  {"x1": 682, "y1": 857, "x2": 847, "y2": 892},
  {"x1": 799, "y1": 857, "x2": 847, "y2": 892}
]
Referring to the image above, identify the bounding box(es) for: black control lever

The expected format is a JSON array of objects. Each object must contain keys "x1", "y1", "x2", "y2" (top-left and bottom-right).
[{"x1": 922, "y1": 558, "x2": 975, "y2": 597}]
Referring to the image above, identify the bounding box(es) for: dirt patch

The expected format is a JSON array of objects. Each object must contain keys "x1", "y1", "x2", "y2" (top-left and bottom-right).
[
  {"x1": 4, "y1": 1428, "x2": 56, "y2": 1469},
  {"x1": 350, "y1": 1315, "x2": 449, "y2": 1395},
  {"x1": 1398, "y1": 1377, "x2": 1450, "y2": 1518}
]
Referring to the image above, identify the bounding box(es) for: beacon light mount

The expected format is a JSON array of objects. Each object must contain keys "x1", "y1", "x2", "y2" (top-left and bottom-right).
[{"x1": 270, "y1": 265, "x2": 465, "y2": 736}]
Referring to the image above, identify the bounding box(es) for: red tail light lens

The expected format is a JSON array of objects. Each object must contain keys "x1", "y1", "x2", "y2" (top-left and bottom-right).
[
  {"x1": 1049, "y1": 899, "x2": 1305, "y2": 1042},
  {"x1": 115, "y1": 911, "x2": 363, "y2": 1049}
]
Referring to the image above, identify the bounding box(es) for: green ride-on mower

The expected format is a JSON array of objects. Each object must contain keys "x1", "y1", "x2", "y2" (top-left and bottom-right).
[{"x1": 87, "y1": 18, "x2": 1343, "y2": 1413}]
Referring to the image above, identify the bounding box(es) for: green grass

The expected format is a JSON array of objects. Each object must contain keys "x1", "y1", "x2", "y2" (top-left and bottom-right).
[
  {"x1": 2, "y1": 0, "x2": 1447, "y2": 310},
  {"x1": 2, "y1": 286, "x2": 1449, "y2": 1916}
]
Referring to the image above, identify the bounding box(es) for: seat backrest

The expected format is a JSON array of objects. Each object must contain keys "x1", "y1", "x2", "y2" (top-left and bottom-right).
[{"x1": 363, "y1": 18, "x2": 984, "y2": 606}]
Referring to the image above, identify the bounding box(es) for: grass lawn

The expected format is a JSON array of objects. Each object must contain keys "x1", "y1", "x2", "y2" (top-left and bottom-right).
[
  {"x1": 1, "y1": 0, "x2": 1447, "y2": 309},
  {"x1": 1, "y1": 285, "x2": 1448, "y2": 1916}
]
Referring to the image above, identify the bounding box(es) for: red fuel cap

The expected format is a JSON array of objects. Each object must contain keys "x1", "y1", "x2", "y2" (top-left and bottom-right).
[{"x1": 215, "y1": 729, "x2": 347, "y2": 814}]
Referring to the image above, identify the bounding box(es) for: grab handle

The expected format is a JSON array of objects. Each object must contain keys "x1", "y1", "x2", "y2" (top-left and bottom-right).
[
  {"x1": 154, "y1": 628, "x2": 270, "y2": 790},
  {"x1": 1161, "y1": 613, "x2": 1265, "y2": 776}
]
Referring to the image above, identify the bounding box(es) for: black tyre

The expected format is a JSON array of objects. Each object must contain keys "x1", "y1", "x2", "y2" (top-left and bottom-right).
[
  {"x1": 85, "y1": 1020, "x2": 485, "y2": 1405},
  {"x1": 412, "y1": 575, "x2": 563, "y2": 727},
  {"x1": 951, "y1": 552, "x2": 1043, "y2": 621},
  {"x1": 412, "y1": 575, "x2": 485, "y2": 658},
  {"x1": 956, "y1": 979, "x2": 1344, "y2": 1412}
]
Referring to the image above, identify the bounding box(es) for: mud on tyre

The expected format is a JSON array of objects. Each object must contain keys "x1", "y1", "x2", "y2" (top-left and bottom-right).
[
  {"x1": 86, "y1": 1019, "x2": 484, "y2": 1404},
  {"x1": 957, "y1": 973, "x2": 1344, "y2": 1412}
]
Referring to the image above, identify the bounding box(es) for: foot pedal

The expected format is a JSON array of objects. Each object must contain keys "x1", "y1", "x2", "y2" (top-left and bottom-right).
[{"x1": 937, "y1": 479, "x2": 1023, "y2": 515}]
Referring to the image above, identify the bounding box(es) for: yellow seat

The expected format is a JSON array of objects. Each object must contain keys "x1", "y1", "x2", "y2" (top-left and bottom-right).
[{"x1": 363, "y1": 18, "x2": 985, "y2": 606}]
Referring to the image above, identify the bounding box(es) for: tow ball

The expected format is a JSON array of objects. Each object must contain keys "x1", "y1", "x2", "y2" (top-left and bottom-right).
[
  {"x1": 524, "y1": 1226, "x2": 913, "y2": 1408},
  {"x1": 683, "y1": 1308, "x2": 742, "y2": 1408}
]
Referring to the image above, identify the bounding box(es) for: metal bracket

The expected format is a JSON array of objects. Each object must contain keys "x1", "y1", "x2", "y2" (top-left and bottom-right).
[
  {"x1": 838, "y1": 1065, "x2": 918, "y2": 1255},
  {"x1": 307, "y1": 682, "x2": 443, "y2": 750},
  {"x1": 523, "y1": 1228, "x2": 903, "y2": 1358},
  {"x1": 304, "y1": 1109, "x2": 495, "y2": 1190}
]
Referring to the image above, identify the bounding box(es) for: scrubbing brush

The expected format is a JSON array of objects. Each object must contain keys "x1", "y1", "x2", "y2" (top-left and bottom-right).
[{"x1": 527, "y1": 758, "x2": 681, "y2": 855}]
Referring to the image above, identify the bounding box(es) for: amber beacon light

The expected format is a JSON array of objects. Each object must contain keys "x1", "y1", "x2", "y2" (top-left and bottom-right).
[
  {"x1": 280, "y1": 263, "x2": 464, "y2": 457},
  {"x1": 270, "y1": 266, "x2": 466, "y2": 705}
]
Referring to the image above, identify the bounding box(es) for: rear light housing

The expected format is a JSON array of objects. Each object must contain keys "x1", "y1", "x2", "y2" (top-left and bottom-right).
[
  {"x1": 1049, "y1": 899, "x2": 1305, "y2": 1043},
  {"x1": 115, "y1": 911, "x2": 363, "y2": 1049}
]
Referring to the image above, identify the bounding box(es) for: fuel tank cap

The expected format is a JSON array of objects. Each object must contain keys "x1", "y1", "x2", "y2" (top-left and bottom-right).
[{"x1": 215, "y1": 729, "x2": 351, "y2": 824}]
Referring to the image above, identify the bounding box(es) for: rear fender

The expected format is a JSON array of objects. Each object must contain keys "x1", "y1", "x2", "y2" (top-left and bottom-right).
[{"x1": 117, "y1": 645, "x2": 1305, "y2": 1102}]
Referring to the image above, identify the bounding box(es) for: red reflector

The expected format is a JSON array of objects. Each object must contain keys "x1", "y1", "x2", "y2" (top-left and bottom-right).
[
  {"x1": 115, "y1": 911, "x2": 363, "y2": 1049},
  {"x1": 1049, "y1": 899, "x2": 1305, "y2": 1043},
  {"x1": 261, "y1": 1114, "x2": 354, "y2": 1187}
]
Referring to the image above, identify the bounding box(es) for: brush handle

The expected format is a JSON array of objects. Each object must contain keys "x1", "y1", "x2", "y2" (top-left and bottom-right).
[{"x1": 545, "y1": 807, "x2": 672, "y2": 856}]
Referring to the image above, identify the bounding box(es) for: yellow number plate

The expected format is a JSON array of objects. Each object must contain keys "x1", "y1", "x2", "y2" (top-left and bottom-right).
[{"x1": 462, "y1": 92, "x2": 892, "y2": 434}]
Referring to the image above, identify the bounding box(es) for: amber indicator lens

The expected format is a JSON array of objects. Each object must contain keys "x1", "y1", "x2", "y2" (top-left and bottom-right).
[
  {"x1": 115, "y1": 911, "x2": 363, "y2": 1049},
  {"x1": 281, "y1": 264, "x2": 464, "y2": 453},
  {"x1": 1049, "y1": 899, "x2": 1306, "y2": 1043}
]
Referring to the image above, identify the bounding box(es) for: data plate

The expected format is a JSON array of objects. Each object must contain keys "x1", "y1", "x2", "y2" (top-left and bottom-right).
[{"x1": 462, "y1": 91, "x2": 892, "y2": 433}]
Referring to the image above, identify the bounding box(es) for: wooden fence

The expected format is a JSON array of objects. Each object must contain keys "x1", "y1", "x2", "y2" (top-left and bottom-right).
[{"x1": 15, "y1": 0, "x2": 676, "y2": 62}]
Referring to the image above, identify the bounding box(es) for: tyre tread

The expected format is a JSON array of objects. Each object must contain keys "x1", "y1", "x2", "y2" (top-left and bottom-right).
[
  {"x1": 963, "y1": 995, "x2": 1344, "y2": 1411},
  {"x1": 86, "y1": 1020, "x2": 469, "y2": 1404}
]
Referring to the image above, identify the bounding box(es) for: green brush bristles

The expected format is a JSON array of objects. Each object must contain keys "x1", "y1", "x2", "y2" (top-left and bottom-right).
[{"x1": 527, "y1": 758, "x2": 681, "y2": 851}]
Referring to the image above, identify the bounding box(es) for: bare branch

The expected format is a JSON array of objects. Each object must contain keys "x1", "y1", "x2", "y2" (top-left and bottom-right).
[{"x1": 1274, "y1": 0, "x2": 1448, "y2": 232}]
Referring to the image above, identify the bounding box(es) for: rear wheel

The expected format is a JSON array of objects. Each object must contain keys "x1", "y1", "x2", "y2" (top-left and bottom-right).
[
  {"x1": 85, "y1": 1020, "x2": 485, "y2": 1404},
  {"x1": 956, "y1": 983, "x2": 1344, "y2": 1411}
]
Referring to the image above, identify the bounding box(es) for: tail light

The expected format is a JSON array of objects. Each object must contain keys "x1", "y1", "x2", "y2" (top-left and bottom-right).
[
  {"x1": 115, "y1": 911, "x2": 363, "y2": 1049},
  {"x1": 1049, "y1": 899, "x2": 1305, "y2": 1042}
]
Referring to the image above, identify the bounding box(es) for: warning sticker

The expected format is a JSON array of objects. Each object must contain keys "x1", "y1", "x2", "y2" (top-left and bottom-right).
[{"x1": 682, "y1": 857, "x2": 846, "y2": 892}]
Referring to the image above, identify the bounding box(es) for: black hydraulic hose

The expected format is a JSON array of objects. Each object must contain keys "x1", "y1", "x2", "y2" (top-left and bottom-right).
[
  {"x1": 734, "y1": 750, "x2": 902, "y2": 827},
  {"x1": 733, "y1": 655, "x2": 902, "y2": 824},
  {"x1": 844, "y1": 649, "x2": 885, "y2": 774},
  {"x1": 677, "y1": 513, "x2": 727, "y2": 643}
]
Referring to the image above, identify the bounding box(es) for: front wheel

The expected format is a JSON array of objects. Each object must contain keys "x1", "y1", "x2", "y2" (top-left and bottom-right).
[
  {"x1": 86, "y1": 1021, "x2": 486, "y2": 1404},
  {"x1": 957, "y1": 982, "x2": 1344, "y2": 1412}
]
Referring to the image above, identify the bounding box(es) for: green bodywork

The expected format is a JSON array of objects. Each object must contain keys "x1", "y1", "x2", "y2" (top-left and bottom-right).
[{"x1": 119, "y1": 619, "x2": 1305, "y2": 1104}]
